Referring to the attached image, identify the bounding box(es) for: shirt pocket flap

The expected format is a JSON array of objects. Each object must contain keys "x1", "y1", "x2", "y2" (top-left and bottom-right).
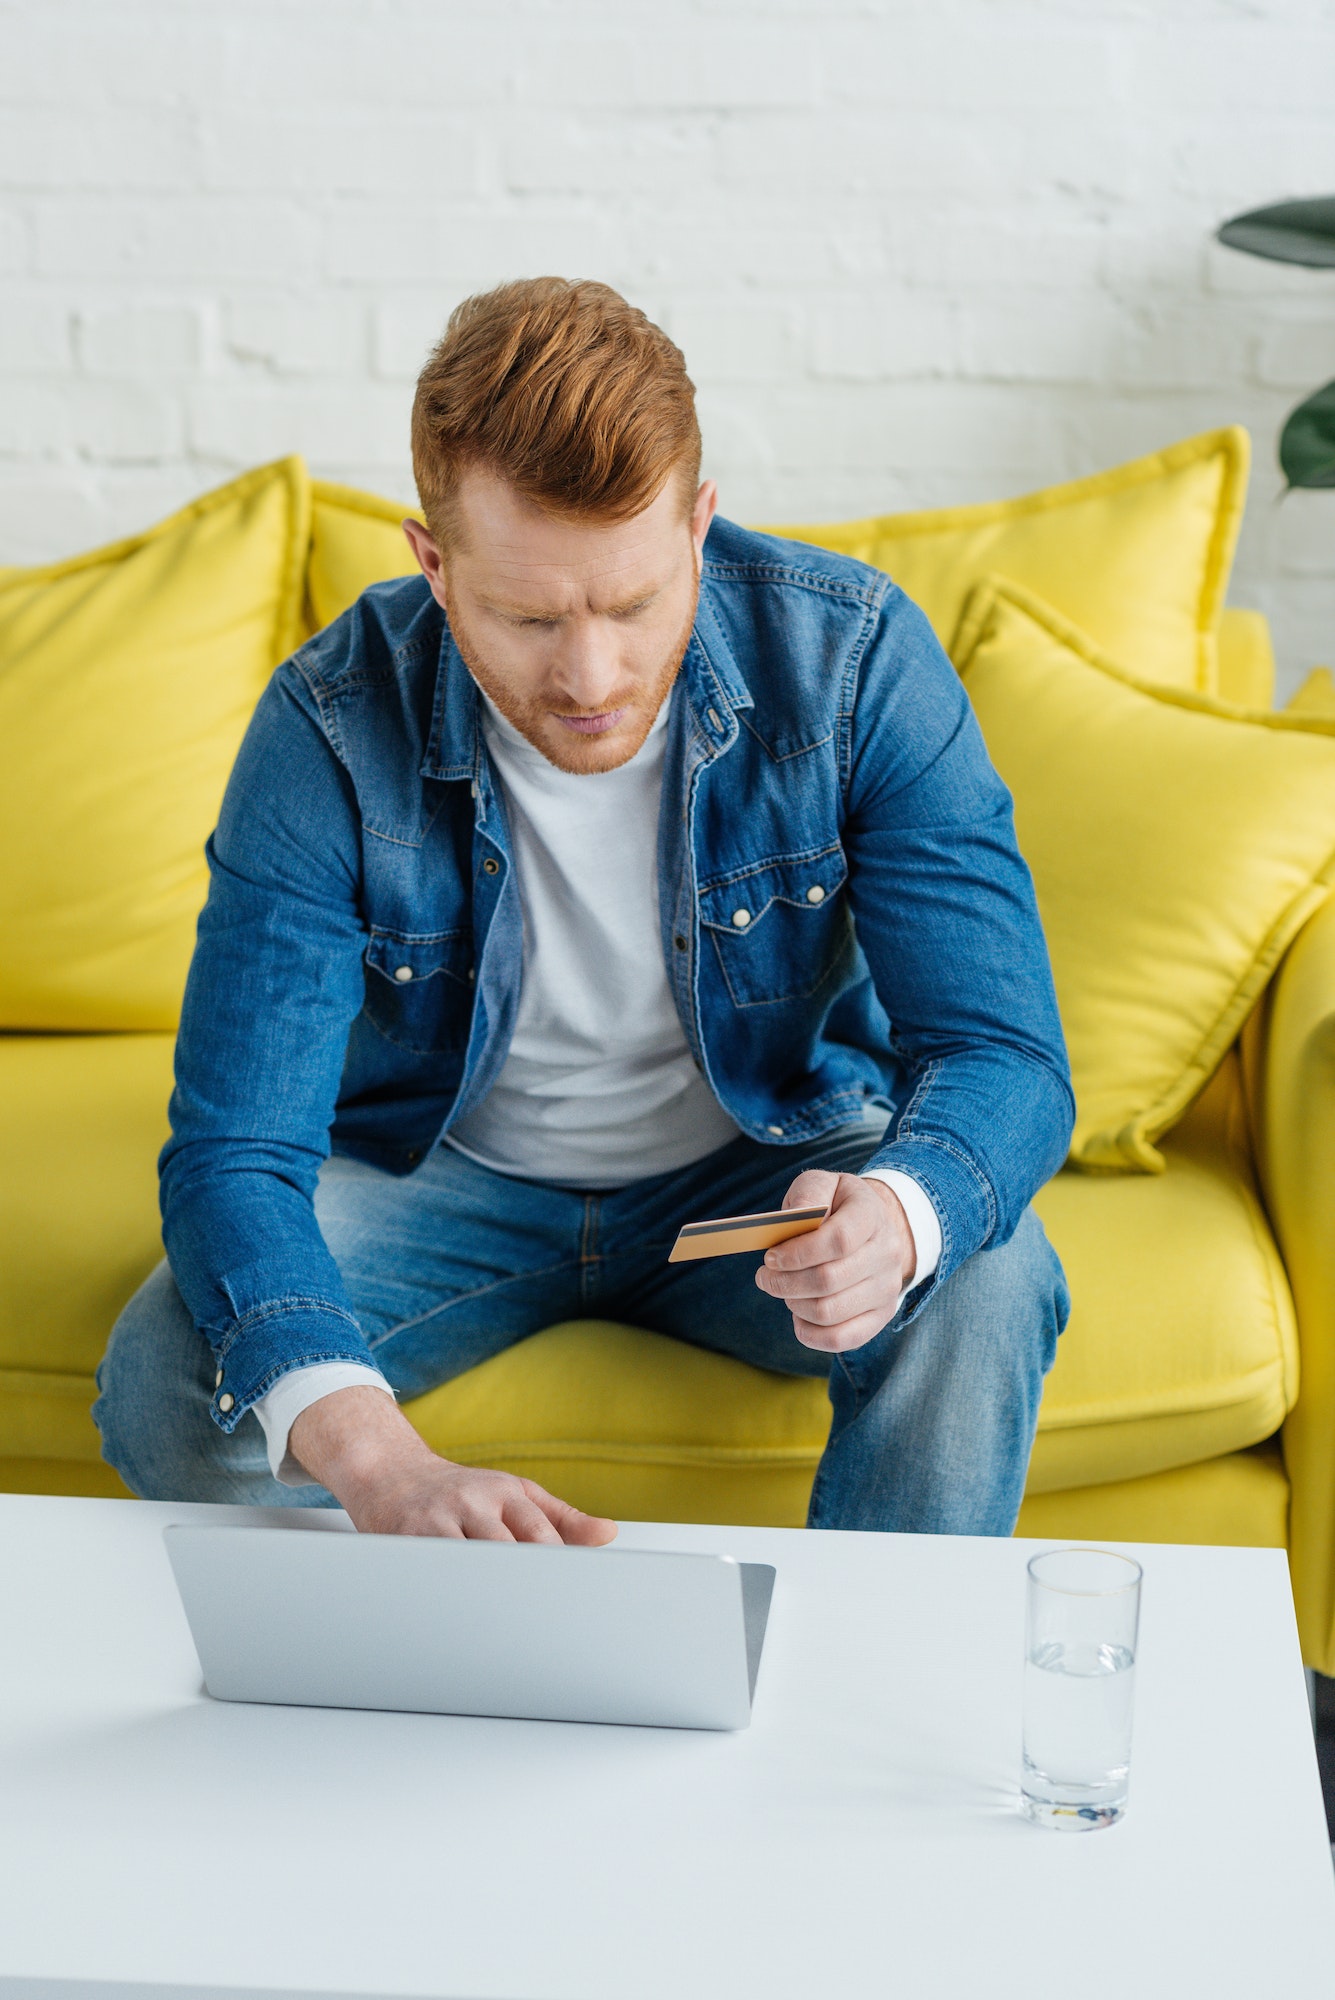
[
  {"x1": 698, "y1": 847, "x2": 848, "y2": 936},
  {"x1": 364, "y1": 929, "x2": 473, "y2": 988}
]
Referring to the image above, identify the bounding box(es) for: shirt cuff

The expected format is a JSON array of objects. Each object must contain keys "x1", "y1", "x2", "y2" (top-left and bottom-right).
[
  {"x1": 252, "y1": 1362, "x2": 396, "y2": 1488},
  {"x1": 860, "y1": 1167, "x2": 944, "y2": 1314}
]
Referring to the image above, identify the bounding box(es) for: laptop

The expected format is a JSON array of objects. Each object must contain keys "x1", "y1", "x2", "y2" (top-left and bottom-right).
[{"x1": 164, "y1": 1524, "x2": 775, "y2": 1731}]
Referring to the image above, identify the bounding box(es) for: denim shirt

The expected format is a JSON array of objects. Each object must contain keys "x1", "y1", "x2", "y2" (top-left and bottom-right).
[{"x1": 161, "y1": 517, "x2": 1074, "y2": 1431}]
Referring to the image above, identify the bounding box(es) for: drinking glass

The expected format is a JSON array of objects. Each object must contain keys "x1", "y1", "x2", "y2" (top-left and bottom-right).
[{"x1": 1021, "y1": 1547, "x2": 1142, "y2": 1831}]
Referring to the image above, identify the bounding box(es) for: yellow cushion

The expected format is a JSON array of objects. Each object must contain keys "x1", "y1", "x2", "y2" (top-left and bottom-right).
[
  {"x1": 0, "y1": 1032, "x2": 174, "y2": 1466},
  {"x1": 764, "y1": 428, "x2": 1249, "y2": 692},
  {"x1": 1027, "y1": 1052, "x2": 1296, "y2": 1489},
  {"x1": 954, "y1": 578, "x2": 1335, "y2": 1171},
  {"x1": 0, "y1": 1040, "x2": 1292, "y2": 1513},
  {"x1": 1288, "y1": 666, "x2": 1335, "y2": 719},
  {"x1": 307, "y1": 479, "x2": 422, "y2": 632},
  {"x1": 1217, "y1": 607, "x2": 1276, "y2": 709},
  {"x1": 1017, "y1": 1446, "x2": 1288, "y2": 1549},
  {"x1": 0, "y1": 461, "x2": 310, "y2": 1030},
  {"x1": 404, "y1": 1320, "x2": 827, "y2": 1528}
]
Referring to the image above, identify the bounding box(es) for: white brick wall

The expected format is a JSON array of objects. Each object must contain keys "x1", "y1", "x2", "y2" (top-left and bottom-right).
[{"x1": 2, "y1": 0, "x2": 1334, "y2": 693}]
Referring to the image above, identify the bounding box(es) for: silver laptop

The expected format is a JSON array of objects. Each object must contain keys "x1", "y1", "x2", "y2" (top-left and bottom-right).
[{"x1": 164, "y1": 1525, "x2": 775, "y2": 1731}]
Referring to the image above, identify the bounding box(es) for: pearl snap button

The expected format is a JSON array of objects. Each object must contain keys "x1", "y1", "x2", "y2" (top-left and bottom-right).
[
  {"x1": 217, "y1": 1392, "x2": 235, "y2": 1414},
  {"x1": 214, "y1": 1369, "x2": 223, "y2": 1389},
  {"x1": 806, "y1": 884, "x2": 826, "y2": 904},
  {"x1": 731, "y1": 908, "x2": 751, "y2": 928},
  {"x1": 393, "y1": 965, "x2": 413, "y2": 982},
  {"x1": 767, "y1": 1124, "x2": 784, "y2": 1137}
]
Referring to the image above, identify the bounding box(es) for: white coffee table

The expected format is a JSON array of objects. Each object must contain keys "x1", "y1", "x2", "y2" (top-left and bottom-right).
[{"x1": 0, "y1": 1494, "x2": 1330, "y2": 1999}]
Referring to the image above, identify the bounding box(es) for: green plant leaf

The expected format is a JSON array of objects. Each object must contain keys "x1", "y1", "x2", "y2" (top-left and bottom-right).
[
  {"x1": 1280, "y1": 380, "x2": 1335, "y2": 488},
  {"x1": 1218, "y1": 197, "x2": 1335, "y2": 268}
]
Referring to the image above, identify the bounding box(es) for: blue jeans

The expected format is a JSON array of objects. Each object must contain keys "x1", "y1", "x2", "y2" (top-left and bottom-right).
[{"x1": 95, "y1": 1126, "x2": 1067, "y2": 1534}]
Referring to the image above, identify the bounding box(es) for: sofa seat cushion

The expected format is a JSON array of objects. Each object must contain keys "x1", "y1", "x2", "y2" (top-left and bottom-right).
[
  {"x1": 405, "y1": 1320, "x2": 829, "y2": 1527},
  {"x1": 0, "y1": 1041, "x2": 1294, "y2": 1516},
  {"x1": 404, "y1": 1057, "x2": 1296, "y2": 1512},
  {"x1": 1027, "y1": 1054, "x2": 1297, "y2": 1492}
]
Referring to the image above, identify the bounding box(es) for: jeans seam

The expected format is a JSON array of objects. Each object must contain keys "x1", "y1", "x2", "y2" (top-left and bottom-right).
[
  {"x1": 579, "y1": 1196, "x2": 601, "y2": 1310},
  {"x1": 364, "y1": 1254, "x2": 585, "y2": 1350}
]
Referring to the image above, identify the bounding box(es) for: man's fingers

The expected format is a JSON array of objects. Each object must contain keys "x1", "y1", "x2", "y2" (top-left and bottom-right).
[
  {"x1": 758, "y1": 1245, "x2": 874, "y2": 1300},
  {"x1": 792, "y1": 1306, "x2": 889, "y2": 1353},
  {"x1": 456, "y1": 1508, "x2": 518, "y2": 1542},
  {"x1": 782, "y1": 1169, "x2": 838, "y2": 1212},
  {"x1": 766, "y1": 1205, "x2": 872, "y2": 1272},
  {"x1": 501, "y1": 1495, "x2": 565, "y2": 1545},
  {"x1": 559, "y1": 1509, "x2": 620, "y2": 1546},
  {"x1": 521, "y1": 1479, "x2": 619, "y2": 1547},
  {"x1": 783, "y1": 1278, "x2": 886, "y2": 1328}
]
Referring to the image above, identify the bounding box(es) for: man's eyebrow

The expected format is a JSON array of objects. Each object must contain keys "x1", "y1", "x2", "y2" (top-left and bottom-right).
[
  {"x1": 479, "y1": 582, "x2": 665, "y2": 620},
  {"x1": 479, "y1": 596, "x2": 562, "y2": 620},
  {"x1": 603, "y1": 583, "x2": 662, "y2": 615}
]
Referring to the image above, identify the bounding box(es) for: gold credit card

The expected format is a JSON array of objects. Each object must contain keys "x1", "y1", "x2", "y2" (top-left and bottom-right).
[{"x1": 667, "y1": 1204, "x2": 829, "y2": 1263}]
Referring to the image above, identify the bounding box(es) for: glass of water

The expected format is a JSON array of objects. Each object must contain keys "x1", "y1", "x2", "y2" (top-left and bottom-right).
[{"x1": 1021, "y1": 1547, "x2": 1142, "y2": 1831}]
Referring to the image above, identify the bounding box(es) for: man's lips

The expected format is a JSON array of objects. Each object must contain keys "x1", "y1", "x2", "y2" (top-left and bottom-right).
[{"x1": 552, "y1": 708, "x2": 628, "y2": 736}]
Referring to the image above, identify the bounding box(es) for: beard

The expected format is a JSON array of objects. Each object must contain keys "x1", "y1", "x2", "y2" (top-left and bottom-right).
[{"x1": 443, "y1": 577, "x2": 700, "y2": 776}]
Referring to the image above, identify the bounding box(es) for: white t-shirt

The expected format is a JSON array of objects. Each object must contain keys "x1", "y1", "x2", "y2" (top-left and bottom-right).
[
  {"x1": 253, "y1": 686, "x2": 941, "y2": 1483},
  {"x1": 446, "y1": 692, "x2": 742, "y2": 1184}
]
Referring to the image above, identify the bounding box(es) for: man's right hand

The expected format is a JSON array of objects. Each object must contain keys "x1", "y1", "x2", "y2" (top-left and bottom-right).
[{"x1": 289, "y1": 1384, "x2": 618, "y2": 1546}]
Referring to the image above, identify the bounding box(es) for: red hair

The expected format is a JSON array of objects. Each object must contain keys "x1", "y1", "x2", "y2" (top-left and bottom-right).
[{"x1": 411, "y1": 277, "x2": 701, "y2": 544}]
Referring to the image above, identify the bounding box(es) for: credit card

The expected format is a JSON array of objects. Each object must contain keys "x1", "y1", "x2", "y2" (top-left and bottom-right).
[{"x1": 667, "y1": 1203, "x2": 829, "y2": 1263}]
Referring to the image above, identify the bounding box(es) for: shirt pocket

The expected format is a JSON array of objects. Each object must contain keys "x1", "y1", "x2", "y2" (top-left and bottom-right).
[
  {"x1": 698, "y1": 846, "x2": 852, "y2": 1008},
  {"x1": 361, "y1": 928, "x2": 474, "y2": 1052}
]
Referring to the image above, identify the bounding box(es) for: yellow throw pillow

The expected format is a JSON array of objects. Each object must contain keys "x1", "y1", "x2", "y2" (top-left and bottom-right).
[
  {"x1": 1217, "y1": 607, "x2": 1276, "y2": 709},
  {"x1": 954, "y1": 578, "x2": 1335, "y2": 1172},
  {"x1": 0, "y1": 458, "x2": 310, "y2": 1030},
  {"x1": 1287, "y1": 666, "x2": 1335, "y2": 719},
  {"x1": 765, "y1": 428, "x2": 1249, "y2": 693},
  {"x1": 307, "y1": 479, "x2": 423, "y2": 632}
]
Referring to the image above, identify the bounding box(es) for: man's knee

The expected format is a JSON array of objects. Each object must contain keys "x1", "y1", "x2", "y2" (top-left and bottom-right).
[
  {"x1": 944, "y1": 1206, "x2": 1069, "y2": 1376},
  {"x1": 94, "y1": 1261, "x2": 214, "y2": 1495}
]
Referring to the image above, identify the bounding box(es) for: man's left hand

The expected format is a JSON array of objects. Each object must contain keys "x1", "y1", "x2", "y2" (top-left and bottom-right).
[{"x1": 755, "y1": 1170, "x2": 916, "y2": 1353}]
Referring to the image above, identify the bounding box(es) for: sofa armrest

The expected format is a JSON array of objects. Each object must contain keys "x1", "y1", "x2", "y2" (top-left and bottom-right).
[{"x1": 1244, "y1": 891, "x2": 1335, "y2": 1671}]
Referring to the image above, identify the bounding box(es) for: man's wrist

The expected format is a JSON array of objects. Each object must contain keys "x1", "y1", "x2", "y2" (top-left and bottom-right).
[
  {"x1": 289, "y1": 1383, "x2": 437, "y2": 1500},
  {"x1": 863, "y1": 1177, "x2": 917, "y2": 1286},
  {"x1": 861, "y1": 1167, "x2": 942, "y2": 1292},
  {"x1": 253, "y1": 1361, "x2": 397, "y2": 1486}
]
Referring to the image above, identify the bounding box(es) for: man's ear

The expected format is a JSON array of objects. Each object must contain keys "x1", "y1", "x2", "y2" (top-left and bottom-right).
[
  {"x1": 402, "y1": 517, "x2": 449, "y2": 610},
  {"x1": 690, "y1": 479, "x2": 718, "y2": 560}
]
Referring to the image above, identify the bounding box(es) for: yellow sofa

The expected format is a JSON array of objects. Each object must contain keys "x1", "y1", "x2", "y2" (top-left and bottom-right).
[{"x1": 4, "y1": 437, "x2": 1335, "y2": 1672}]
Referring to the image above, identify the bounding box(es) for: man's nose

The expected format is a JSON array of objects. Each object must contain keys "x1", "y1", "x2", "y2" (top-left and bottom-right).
[{"x1": 550, "y1": 618, "x2": 624, "y2": 710}]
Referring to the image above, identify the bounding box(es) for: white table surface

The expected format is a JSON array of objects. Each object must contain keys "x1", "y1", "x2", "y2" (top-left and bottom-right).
[{"x1": 0, "y1": 1494, "x2": 1330, "y2": 2000}]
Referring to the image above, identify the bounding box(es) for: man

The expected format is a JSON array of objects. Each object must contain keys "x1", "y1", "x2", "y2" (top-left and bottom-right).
[{"x1": 95, "y1": 277, "x2": 1072, "y2": 1543}]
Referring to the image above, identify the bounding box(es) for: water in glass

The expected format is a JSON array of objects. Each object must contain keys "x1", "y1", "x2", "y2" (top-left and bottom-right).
[{"x1": 1022, "y1": 1638, "x2": 1135, "y2": 1829}]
